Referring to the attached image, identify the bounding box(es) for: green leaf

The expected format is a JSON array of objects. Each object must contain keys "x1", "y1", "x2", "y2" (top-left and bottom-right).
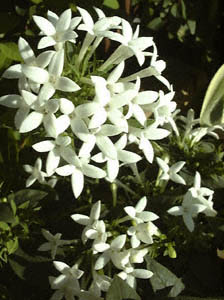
[
  {"x1": 145, "y1": 256, "x2": 185, "y2": 296},
  {"x1": 171, "y1": 3, "x2": 179, "y2": 18},
  {"x1": 6, "y1": 237, "x2": 18, "y2": 255},
  {"x1": 0, "y1": 203, "x2": 15, "y2": 223},
  {"x1": 106, "y1": 275, "x2": 141, "y2": 300},
  {"x1": 0, "y1": 221, "x2": 10, "y2": 230},
  {"x1": 9, "y1": 258, "x2": 25, "y2": 280},
  {"x1": 14, "y1": 247, "x2": 51, "y2": 263},
  {"x1": 0, "y1": 43, "x2": 22, "y2": 62},
  {"x1": 8, "y1": 189, "x2": 48, "y2": 208},
  {"x1": 200, "y1": 64, "x2": 224, "y2": 126},
  {"x1": 147, "y1": 17, "x2": 164, "y2": 31},
  {"x1": 10, "y1": 198, "x2": 17, "y2": 216},
  {"x1": 187, "y1": 20, "x2": 196, "y2": 35},
  {"x1": 103, "y1": 0, "x2": 119, "y2": 9},
  {"x1": 180, "y1": 0, "x2": 187, "y2": 19}
]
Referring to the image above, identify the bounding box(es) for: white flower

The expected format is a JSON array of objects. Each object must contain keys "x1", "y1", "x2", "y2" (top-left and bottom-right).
[
  {"x1": 189, "y1": 171, "x2": 214, "y2": 200},
  {"x1": 118, "y1": 266, "x2": 153, "y2": 289},
  {"x1": 22, "y1": 50, "x2": 80, "y2": 96},
  {"x1": 33, "y1": 9, "x2": 81, "y2": 50},
  {"x1": 38, "y1": 229, "x2": 72, "y2": 259},
  {"x1": 32, "y1": 135, "x2": 72, "y2": 176},
  {"x1": 71, "y1": 200, "x2": 102, "y2": 243},
  {"x1": 85, "y1": 220, "x2": 110, "y2": 254},
  {"x1": 92, "y1": 134, "x2": 142, "y2": 182},
  {"x1": 23, "y1": 158, "x2": 47, "y2": 187},
  {"x1": 128, "y1": 122, "x2": 170, "y2": 163},
  {"x1": 89, "y1": 270, "x2": 111, "y2": 297},
  {"x1": 168, "y1": 191, "x2": 206, "y2": 232},
  {"x1": 49, "y1": 261, "x2": 84, "y2": 300},
  {"x1": 124, "y1": 196, "x2": 159, "y2": 224},
  {"x1": 3, "y1": 37, "x2": 55, "y2": 93},
  {"x1": 56, "y1": 148, "x2": 106, "y2": 198},
  {"x1": 100, "y1": 19, "x2": 153, "y2": 69},
  {"x1": 127, "y1": 221, "x2": 159, "y2": 248},
  {"x1": 95, "y1": 235, "x2": 127, "y2": 270},
  {"x1": 156, "y1": 157, "x2": 186, "y2": 185}
]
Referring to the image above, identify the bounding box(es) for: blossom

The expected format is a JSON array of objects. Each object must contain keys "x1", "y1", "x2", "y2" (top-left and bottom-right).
[
  {"x1": 127, "y1": 221, "x2": 159, "y2": 248},
  {"x1": 23, "y1": 158, "x2": 47, "y2": 187},
  {"x1": 124, "y1": 196, "x2": 159, "y2": 224},
  {"x1": 168, "y1": 191, "x2": 206, "y2": 232},
  {"x1": 49, "y1": 261, "x2": 84, "y2": 300},
  {"x1": 156, "y1": 157, "x2": 186, "y2": 185},
  {"x1": 3, "y1": 37, "x2": 55, "y2": 93},
  {"x1": 38, "y1": 229, "x2": 72, "y2": 259},
  {"x1": 71, "y1": 200, "x2": 101, "y2": 243},
  {"x1": 95, "y1": 235, "x2": 127, "y2": 270},
  {"x1": 32, "y1": 135, "x2": 72, "y2": 176},
  {"x1": 56, "y1": 148, "x2": 106, "y2": 198},
  {"x1": 22, "y1": 50, "x2": 80, "y2": 96},
  {"x1": 33, "y1": 9, "x2": 82, "y2": 50}
]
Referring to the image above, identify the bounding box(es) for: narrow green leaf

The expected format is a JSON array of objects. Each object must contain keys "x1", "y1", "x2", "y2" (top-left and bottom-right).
[
  {"x1": 103, "y1": 0, "x2": 119, "y2": 9},
  {"x1": 106, "y1": 275, "x2": 141, "y2": 300},
  {"x1": 0, "y1": 43, "x2": 22, "y2": 62},
  {"x1": 200, "y1": 64, "x2": 224, "y2": 126},
  {"x1": 180, "y1": 0, "x2": 187, "y2": 19},
  {"x1": 171, "y1": 3, "x2": 179, "y2": 18},
  {"x1": 169, "y1": 278, "x2": 185, "y2": 297},
  {"x1": 8, "y1": 258, "x2": 25, "y2": 280},
  {"x1": 187, "y1": 20, "x2": 196, "y2": 35}
]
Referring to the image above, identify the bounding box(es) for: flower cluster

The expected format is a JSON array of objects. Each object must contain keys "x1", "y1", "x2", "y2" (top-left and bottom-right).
[
  {"x1": 47, "y1": 196, "x2": 157, "y2": 299},
  {"x1": 0, "y1": 7, "x2": 174, "y2": 198}
]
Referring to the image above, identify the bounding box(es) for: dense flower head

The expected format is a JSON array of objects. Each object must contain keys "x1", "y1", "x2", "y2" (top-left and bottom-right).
[{"x1": 0, "y1": 6, "x2": 180, "y2": 199}]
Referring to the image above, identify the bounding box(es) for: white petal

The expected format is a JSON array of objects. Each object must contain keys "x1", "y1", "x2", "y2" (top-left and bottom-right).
[
  {"x1": 59, "y1": 98, "x2": 74, "y2": 114},
  {"x1": 124, "y1": 206, "x2": 136, "y2": 218},
  {"x1": 33, "y1": 15, "x2": 56, "y2": 36},
  {"x1": 77, "y1": 7, "x2": 94, "y2": 30},
  {"x1": 3, "y1": 64, "x2": 22, "y2": 78},
  {"x1": 131, "y1": 235, "x2": 140, "y2": 248},
  {"x1": 82, "y1": 163, "x2": 106, "y2": 179},
  {"x1": 56, "y1": 77, "x2": 80, "y2": 92},
  {"x1": 90, "y1": 200, "x2": 101, "y2": 221},
  {"x1": 38, "y1": 36, "x2": 56, "y2": 49},
  {"x1": 70, "y1": 117, "x2": 91, "y2": 142},
  {"x1": 43, "y1": 113, "x2": 57, "y2": 138},
  {"x1": 107, "y1": 61, "x2": 124, "y2": 84},
  {"x1": 95, "y1": 253, "x2": 110, "y2": 270},
  {"x1": 53, "y1": 261, "x2": 69, "y2": 273},
  {"x1": 56, "y1": 164, "x2": 75, "y2": 176},
  {"x1": 96, "y1": 136, "x2": 117, "y2": 160},
  {"x1": 167, "y1": 206, "x2": 183, "y2": 216},
  {"x1": 88, "y1": 109, "x2": 107, "y2": 129},
  {"x1": 139, "y1": 137, "x2": 154, "y2": 163},
  {"x1": 111, "y1": 234, "x2": 126, "y2": 250},
  {"x1": 36, "y1": 50, "x2": 55, "y2": 68},
  {"x1": 0, "y1": 94, "x2": 20, "y2": 108},
  {"x1": 132, "y1": 269, "x2": 153, "y2": 279},
  {"x1": 56, "y1": 9, "x2": 71, "y2": 32},
  {"x1": 70, "y1": 214, "x2": 90, "y2": 225},
  {"x1": 156, "y1": 157, "x2": 169, "y2": 173},
  {"x1": 18, "y1": 37, "x2": 35, "y2": 64},
  {"x1": 135, "y1": 197, "x2": 147, "y2": 212},
  {"x1": 107, "y1": 159, "x2": 119, "y2": 182},
  {"x1": 55, "y1": 115, "x2": 70, "y2": 136},
  {"x1": 32, "y1": 140, "x2": 55, "y2": 152},
  {"x1": 118, "y1": 150, "x2": 141, "y2": 163},
  {"x1": 71, "y1": 168, "x2": 84, "y2": 198},
  {"x1": 49, "y1": 50, "x2": 64, "y2": 77},
  {"x1": 76, "y1": 102, "x2": 99, "y2": 118},
  {"x1": 46, "y1": 149, "x2": 60, "y2": 175},
  {"x1": 22, "y1": 65, "x2": 49, "y2": 84},
  {"x1": 20, "y1": 111, "x2": 43, "y2": 132},
  {"x1": 15, "y1": 107, "x2": 30, "y2": 129}
]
